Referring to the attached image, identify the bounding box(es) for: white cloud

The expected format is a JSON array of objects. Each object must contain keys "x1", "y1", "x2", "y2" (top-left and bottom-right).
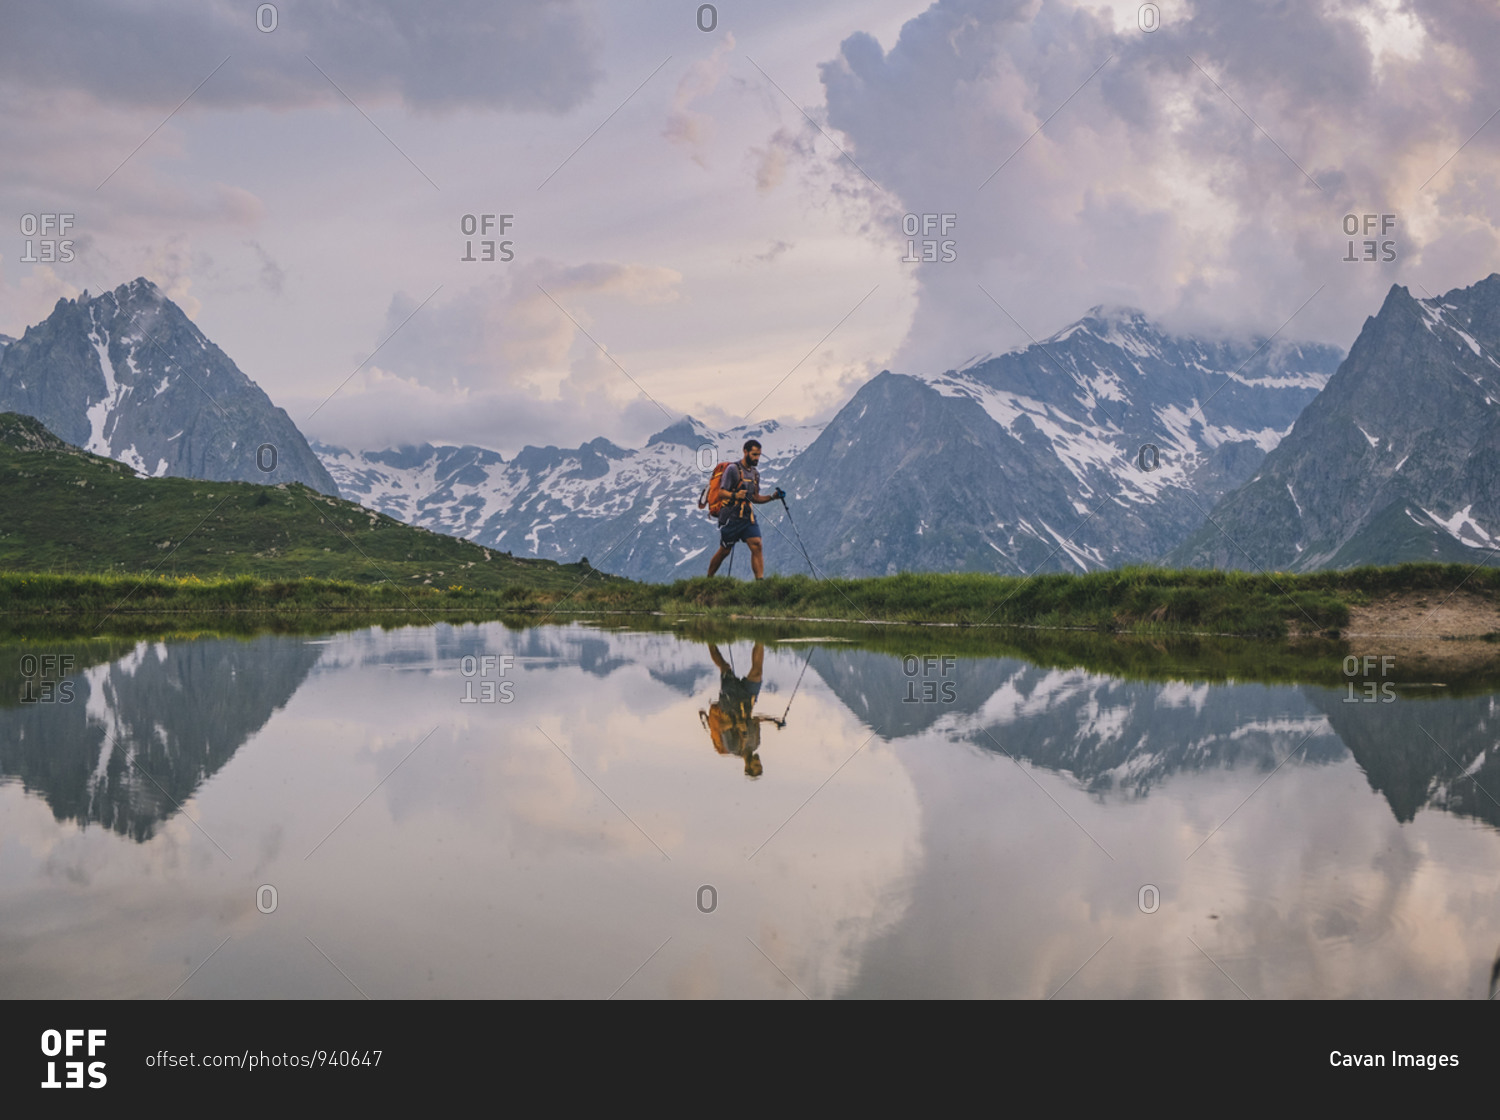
[
  {"x1": 814, "y1": 0, "x2": 1500, "y2": 374},
  {"x1": 0, "y1": 0, "x2": 602, "y2": 113},
  {"x1": 368, "y1": 259, "x2": 683, "y2": 396},
  {"x1": 664, "y1": 32, "x2": 737, "y2": 166}
]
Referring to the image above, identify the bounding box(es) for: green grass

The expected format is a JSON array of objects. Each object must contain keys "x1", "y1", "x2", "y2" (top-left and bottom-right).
[
  {"x1": 6, "y1": 562, "x2": 1500, "y2": 696},
  {"x1": 569, "y1": 565, "x2": 1363, "y2": 637},
  {"x1": 0, "y1": 410, "x2": 612, "y2": 594},
  {"x1": 0, "y1": 570, "x2": 552, "y2": 612},
  {"x1": 7, "y1": 562, "x2": 1497, "y2": 641}
]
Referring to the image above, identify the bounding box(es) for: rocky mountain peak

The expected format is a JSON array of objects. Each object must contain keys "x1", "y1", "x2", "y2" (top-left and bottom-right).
[
  {"x1": 0, "y1": 278, "x2": 337, "y2": 493},
  {"x1": 1169, "y1": 272, "x2": 1500, "y2": 570},
  {"x1": 645, "y1": 416, "x2": 717, "y2": 448},
  {"x1": 1081, "y1": 303, "x2": 1150, "y2": 327}
]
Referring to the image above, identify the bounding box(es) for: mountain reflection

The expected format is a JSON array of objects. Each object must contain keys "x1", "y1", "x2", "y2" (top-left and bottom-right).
[
  {"x1": 1313, "y1": 689, "x2": 1500, "y2": 828},
  {"x1": 0, "y1": 636, "x2": 321, "y2": 841},
  {"x1": 800, "y1": 645, "x2": 1500, "y2": 832},
  {"x1": 6, "y1": 626, "x2": 1499, "y2": 845}
]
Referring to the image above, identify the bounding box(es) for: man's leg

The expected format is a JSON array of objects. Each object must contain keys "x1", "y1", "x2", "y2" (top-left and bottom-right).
[
  {"x1": 706, "y1": 542, "x2": 732, "y2": 576},
  {"x1": 748, "y1": 538, "x2": 764, "y2": 579}
]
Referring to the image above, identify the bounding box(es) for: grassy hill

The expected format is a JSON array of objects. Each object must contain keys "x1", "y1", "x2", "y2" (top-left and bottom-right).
[{"x1": 0, "y1": 411, "x2": 614, "y2": 593}]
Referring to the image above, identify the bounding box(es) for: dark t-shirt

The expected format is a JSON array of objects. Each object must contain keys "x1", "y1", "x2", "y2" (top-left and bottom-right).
[
  {"x1": 718, "y1": 671, "x2": 763, "y2": 755},
  {"x1": 718, "y1": 461, "x2": 760, "y2": 526}
]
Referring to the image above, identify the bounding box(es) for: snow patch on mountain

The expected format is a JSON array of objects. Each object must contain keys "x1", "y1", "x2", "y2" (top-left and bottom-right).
[
  {"x1": 84, "y1": 309, "x2": 127, "y2": 458},
  {"x1": 1420, "y1": 503, "x2": 1495, "y2": 548},
  {"x1": 314, "y1": 418, "x2": 825, "y2": 579}
]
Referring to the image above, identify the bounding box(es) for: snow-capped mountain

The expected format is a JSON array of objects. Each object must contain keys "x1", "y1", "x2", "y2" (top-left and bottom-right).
[
  {"x1": 772, "y1": 308, "x2": 1343, "y2": 577},
  {"x1": 0, "y1": 279, "x2": 337, "y2": 493},
  {"x1": 314, "y1": 417, "x2": 825, "y2": 581},
  {"x1": 1169, "y1": 275, "x2": 1500, "y2": 570},
  {"x1": 0, "y1": 278, "x2": 1352, "y2": 580},
  {"x1": 317, "y1": 308, "x2": 1340, "y2": 581}
]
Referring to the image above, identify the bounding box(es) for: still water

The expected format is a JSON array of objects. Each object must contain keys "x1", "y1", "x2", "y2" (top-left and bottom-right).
[{"x1": 3, "y1": 621, "x2": 1499, "y2": 998}]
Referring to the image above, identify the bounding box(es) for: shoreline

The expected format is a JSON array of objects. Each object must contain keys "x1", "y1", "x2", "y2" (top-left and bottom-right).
[{"x1": 3, "y1": 565, "x2": 1499, "y2": 680}]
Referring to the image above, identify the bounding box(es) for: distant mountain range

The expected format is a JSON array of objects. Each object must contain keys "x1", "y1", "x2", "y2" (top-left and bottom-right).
[
  {"x1": 1170, "y1": 274, "x2": 1500, "y2": 570},
  {"x1": 0, "y1": 279, "x2": 336, "y2": 494},
  {"x1": 322, "y1": 309, "x2": 1342, "y2": 580},
  {"x1": 775, "y1": 310, "x2": 1339, "y2": 578},
  {"x1": 314, "y1": 417, "x2": 823, "y2": 582},
  {"x1": 11, "y1": 274, "x2": 1500, "y2": 580}
]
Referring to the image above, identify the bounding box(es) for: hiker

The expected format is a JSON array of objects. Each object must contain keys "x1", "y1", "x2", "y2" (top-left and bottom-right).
[
  {"x1": 699, "y1": 642, "x2": 784, "y2": 778},
  {"x1": 705, "y1": 439, "x2": 785, "y2": 579}
]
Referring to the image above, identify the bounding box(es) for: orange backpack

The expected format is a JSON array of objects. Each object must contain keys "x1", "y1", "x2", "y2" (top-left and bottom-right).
[
  {"x1": 700, "y1": 705, "x2": 729, "y2": 754},
  {"x1": 699, "y1": 462, "x2": 734, "y2": 517}
]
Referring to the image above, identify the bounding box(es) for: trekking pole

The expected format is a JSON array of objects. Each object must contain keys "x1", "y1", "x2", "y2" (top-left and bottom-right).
[
  {"x1": 778, "y1": 496, "x2": 820, "y2": 578},
  {"x1": 776, "y1": 645, "x2": 817, "y2": 725}
]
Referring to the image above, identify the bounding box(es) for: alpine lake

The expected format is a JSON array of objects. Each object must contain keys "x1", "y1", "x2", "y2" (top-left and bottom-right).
[{"x1": 4, "y1": 613, "x2": 1499, "y2": 999}]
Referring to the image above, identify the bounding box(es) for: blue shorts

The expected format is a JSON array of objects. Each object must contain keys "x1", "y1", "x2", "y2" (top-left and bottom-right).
[{"x1": 719, "y1": 514, "x2": 761, "y2": 546}]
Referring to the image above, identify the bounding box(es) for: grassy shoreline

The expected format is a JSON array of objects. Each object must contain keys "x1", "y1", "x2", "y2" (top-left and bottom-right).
[
  {"x1": 6, "y1": 598, "x2": 1498, "y2": 699},
  {"x1": 5, "y1": 561, "x2": 1498, "y2": 636},
  {"x1": 6, "y1": 564, "x2": 1500, "y2": 695}
]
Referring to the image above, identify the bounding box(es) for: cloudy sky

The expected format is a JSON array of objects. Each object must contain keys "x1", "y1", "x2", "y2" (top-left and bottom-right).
[{"x1": 3, "y1": 0, "x2": 1497, "y2": 455}]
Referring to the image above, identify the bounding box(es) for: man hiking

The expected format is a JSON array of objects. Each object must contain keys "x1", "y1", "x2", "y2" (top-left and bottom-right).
[
  {"x1": 699, "y1": 641, "x2": 784, "y2": 778},
  {"x1": 706, "y1": 439, "x2": 784, "y2": 579}
]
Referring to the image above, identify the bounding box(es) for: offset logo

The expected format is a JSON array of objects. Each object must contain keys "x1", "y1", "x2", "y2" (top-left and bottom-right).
[
  {"x1": 460, "y1": 214, "x2": 515, "y2": 263},
  {"x1": 901, "y1": 213, "x2": 957, "y2": 263},
  {"x1": 1342, "y1": 213, "x2": 1397, "y2": 263},
  {"x1": 19, "y1": 654, "x2": 76, "y2": 704},
  {"x1": 40, "y1": 1029, "x2": 107, "y2": 1089},
  {"x1": 19, "y1": 213, "x2": 76, "y2": 264},
  {"x1": 901, "y1": 654, "x2": 957, "y2": 704},
  {"x1": 459, "y1": 654, "x2": 516, "y2": 703}
]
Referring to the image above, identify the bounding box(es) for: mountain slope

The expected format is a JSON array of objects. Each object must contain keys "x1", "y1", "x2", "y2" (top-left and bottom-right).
[
  {"x1": 1168, "y1": 275, "x2": 1500, "y2": 570},
  {"x1": 0, "y1": 278, "x2": 337, "y2": 494},
  {"x1": 0, "y1": 411, "x2": 604, "y2": 591},
  {"x1": 774, "y1": 309, "x2": 1341, "y2": 577}
]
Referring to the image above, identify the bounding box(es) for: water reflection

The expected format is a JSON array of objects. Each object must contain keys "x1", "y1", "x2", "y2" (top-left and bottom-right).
[
  {"x1": 2, "y1": 622, "x2": 1498, "y2": 999},
  {"x1": 0, "y1": 636, "x2": 320, "y2": 841},
  {"x1": 1315, "y1": 690, "x2": 1500, "y2": 829},
  {"x1": 701, "y1": 643, "x2": 787, "y2": 778}
]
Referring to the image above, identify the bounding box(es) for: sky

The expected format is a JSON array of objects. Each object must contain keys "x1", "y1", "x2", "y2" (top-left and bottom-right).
[{"x1": 2, "y1": 0, "x2": 1498, "y2": 456}]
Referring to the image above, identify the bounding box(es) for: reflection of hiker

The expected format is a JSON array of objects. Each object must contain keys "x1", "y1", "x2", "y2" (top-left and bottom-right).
[
  {"x1": 703, "y1": 440, "x2": 785, "y2": 580},
  {"x1": 699, "y1": 642, "x2": 784, "y2": 778}
]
